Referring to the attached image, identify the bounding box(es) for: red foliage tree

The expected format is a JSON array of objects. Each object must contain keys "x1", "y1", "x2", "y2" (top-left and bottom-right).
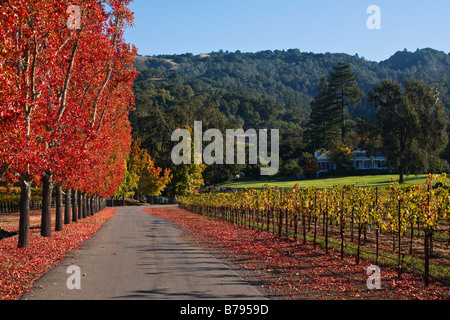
[{"x1": 0, "y1": 0, "x2": 137, "y2": 247}]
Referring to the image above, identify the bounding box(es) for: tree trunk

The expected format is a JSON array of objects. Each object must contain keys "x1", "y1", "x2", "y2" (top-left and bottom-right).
[
  {"x1": 399, "y1": 166, "x2": 405, "y2": 184},
  {"x1": 72, "y1": 190, "x2": 78, "y2": 222},
  {"x1": 41, "y1": 171, "x2": 53, "y2": 238},
  {"x1": 18, "y1": 178, "x2": 32, "y2": 248},
  {"x1": 55, "y1": 184, "x2": 63, "y2": 232},
  {"x1": 90, "y1": 195, "x2": 94, "y2": 216},
  {"x1": 86, "y1": 194, "x2": 90, "y2": 217},
  {"x1": 65, "y1": 189, "x2": 71, "y2": 225},
  {"x1": 82, "y1": 192, "x2": 87, "y2": 218},
  {"x1": 94, "y1": 195, "x2": 98, "y2": 213},
  {"x1": 78, "y1": 192, "x2": 82, "y2": 219}
]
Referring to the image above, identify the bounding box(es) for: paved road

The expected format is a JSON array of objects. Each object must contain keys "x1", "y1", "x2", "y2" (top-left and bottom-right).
[{"x1": 21, "y1": 206, "x2": 265, "y2": 300}]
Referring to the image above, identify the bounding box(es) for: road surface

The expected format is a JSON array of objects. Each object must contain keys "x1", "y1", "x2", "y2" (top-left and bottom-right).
[{"x1": 21, "y1": 206, "x2": 265, "y2": 300}]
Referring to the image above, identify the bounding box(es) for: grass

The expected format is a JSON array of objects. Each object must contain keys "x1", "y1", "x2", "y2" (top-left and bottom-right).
[{"x1": 221, "y1": 174, "x2": 429, "y2": 190}]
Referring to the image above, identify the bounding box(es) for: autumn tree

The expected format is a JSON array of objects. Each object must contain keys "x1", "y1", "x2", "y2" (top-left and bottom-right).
[
  {"x1": 328, "y1": 141, "x2": 354, "y2": 170},
  {"x1": 0, "y1": 0, "x2": 137, "y2": 247},
  {"x1": 116, "y1": 139, "x2": 172, "y2": 203}
]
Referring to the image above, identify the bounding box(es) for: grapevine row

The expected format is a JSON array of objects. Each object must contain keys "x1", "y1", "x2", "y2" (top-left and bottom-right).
[{"x1": 178, "y1": 174, "x2": 450, "y2": 286}]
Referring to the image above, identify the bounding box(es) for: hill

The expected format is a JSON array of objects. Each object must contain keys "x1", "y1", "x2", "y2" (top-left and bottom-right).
[
  {"x1": 134, "y1": 48, "x2": 450, "y2": 120},
  {"x1": 130, "y1": 48, "x2": 450, "y2": 186}
]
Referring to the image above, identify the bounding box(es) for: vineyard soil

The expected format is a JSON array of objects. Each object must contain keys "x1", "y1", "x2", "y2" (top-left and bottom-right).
[{"x1": 146, "y1": 206, "x2": 449, "y2": 300}]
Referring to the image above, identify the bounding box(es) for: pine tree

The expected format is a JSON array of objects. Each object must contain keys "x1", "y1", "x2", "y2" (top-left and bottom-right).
[
  {"x1": 328, "y1": 62, "x2": 363, "y2": 141},
  {"x1": 306, "y1": 75, "x2": 339, "y2": 150}
]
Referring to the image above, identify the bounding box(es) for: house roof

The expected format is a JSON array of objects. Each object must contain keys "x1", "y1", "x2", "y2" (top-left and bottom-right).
[
  {"x1": 316, "y1": 151, "x2": 330, "y2": 161},
  {"x1": 351, "y1": 148, "x2": 386, "y2": 159},
  {"x1": 316, "y1": 149, "x2": 386, "y2": 161}
]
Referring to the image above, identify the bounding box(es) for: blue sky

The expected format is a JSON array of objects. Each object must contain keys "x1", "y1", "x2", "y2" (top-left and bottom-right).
[{"x1": 123, "y1": 0, "x2": 450, "y2": 62}]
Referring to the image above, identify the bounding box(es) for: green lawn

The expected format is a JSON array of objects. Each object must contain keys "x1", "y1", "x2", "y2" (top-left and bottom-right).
[{"x1": 221, "y1": 174, "x2": 429, "y2": 190}]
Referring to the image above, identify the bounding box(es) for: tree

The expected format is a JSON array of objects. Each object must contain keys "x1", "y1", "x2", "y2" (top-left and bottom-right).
[
  {"x1": 328, "y1": 62, "x2": 363, "y2": 141},
  {"x1": 300, "y1": 152, "x2": 320, "y2": 178},
  {"x1": 169, "y1": 162, "x2": 206, "y2": 197},
  {"x1": 279, "y1": 159, "x2": 302, "y2": 178},
  {"x1": 368, "y1": 79, "x2": 448, "y2": 183},
  {"x1": 137, "y1": 159, "x2": 172, "y2": 198},
  {"x1": 355, "y1": 117, "x2": 383, "y2": 157},
  {"x1": 1, "y1": 0, "x2": 137, "y2": 247},
  {"x1": 328, "y1": 141, "x2": 354, "y2": 170},
  {"x1": 167, "y1": 126, "x2": 206, "y2": 196},
  {"x1": 114, "y1": 159, "x2": 139, "y2": 203},
  {"x1": 116, "y1": 139, "x2": 172, "y2": 202},
  {"x1": 306, "y1": 74, "x2": 339, "y2": 150}
]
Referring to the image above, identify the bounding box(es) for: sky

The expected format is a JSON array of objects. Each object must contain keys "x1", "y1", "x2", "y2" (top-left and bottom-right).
[{"x1": 123, "y1": 0, "x2": 450, "y2": 62}]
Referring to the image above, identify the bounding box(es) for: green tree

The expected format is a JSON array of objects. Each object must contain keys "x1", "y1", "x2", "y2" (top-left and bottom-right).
[
  {"x1": 169, "y1": 162, "x2": 206, "y2": 196},
  {"x1": 279, "y1": 159, "x2": 303, "y2": 178},
  {"x1": 114, "y1": 159, "x2": 139, "y2": 203},
  {"x1": 368, "y1": 79, "x2": 448, "y2": 183},
  {"x1": 328, "y1": 62, "x2": 363, "y2": 141},
  {"x1": 306, "y1": 74, "x2": 340, "y2": 151},
  {"x1": 355, "y1": 117, "x2": 383, "y2": 157},
  {"x1": 166, "y1": 126, "x2": 206, "y2": 196}
]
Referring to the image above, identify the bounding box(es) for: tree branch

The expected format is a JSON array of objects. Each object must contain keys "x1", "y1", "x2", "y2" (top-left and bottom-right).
[{"x1": 57, "y1": 35, "x2": 80, "y2": 121}]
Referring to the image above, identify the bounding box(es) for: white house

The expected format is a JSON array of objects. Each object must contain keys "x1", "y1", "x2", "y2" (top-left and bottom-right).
[{"x1": 315, "y1": 149, "x2": 388, "y2": 177}]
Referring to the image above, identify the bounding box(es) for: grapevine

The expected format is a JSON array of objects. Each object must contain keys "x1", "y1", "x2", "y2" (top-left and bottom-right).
[{"x1": 179, "y1": 174, "x2": 450, "y2": 286}]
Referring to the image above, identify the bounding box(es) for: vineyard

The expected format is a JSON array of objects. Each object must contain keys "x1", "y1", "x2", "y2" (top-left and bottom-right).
[{"x1": 178, "y1": 174, "x2": 450, "y2": 287}]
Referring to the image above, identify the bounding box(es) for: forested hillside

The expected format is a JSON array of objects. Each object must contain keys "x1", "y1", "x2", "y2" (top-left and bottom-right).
[
  {"x1": 130, "y1": 48, "x2": 450, "y2": 186},
  {"x1": 134, "y1": 48, "x2": 450, "y2": 119}
]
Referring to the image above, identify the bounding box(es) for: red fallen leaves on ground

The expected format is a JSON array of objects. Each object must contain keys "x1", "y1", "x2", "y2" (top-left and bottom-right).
[
  {"x1": 0, "y1": 210, "x2": 43, "y2": 234},
  {"x1": 145, "y1": 207, "x2": 449, "y2": 300},
  {"x1": 0, "y1": 208, "x2": 116, "y2": 300}
]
